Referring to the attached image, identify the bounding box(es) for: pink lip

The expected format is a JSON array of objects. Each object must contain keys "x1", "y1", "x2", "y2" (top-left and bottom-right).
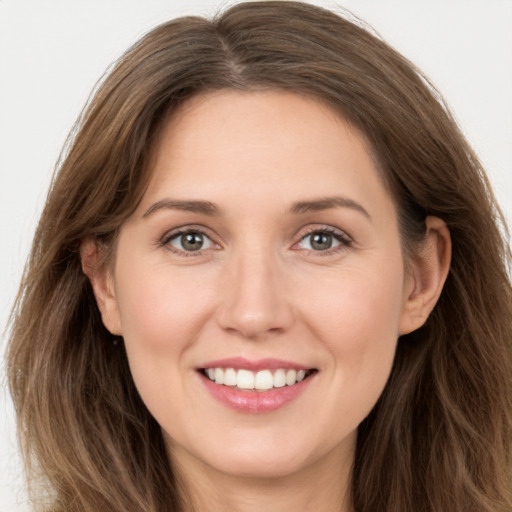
[
  {"x1": 198, "y1": 357, "x2": 311, "y2": 371},
  {"x1": 198, "y1": 371, "x2": 316, "y2": 415},
  {"x1": 200, "y1": 375, "x2": 313, "y2": 413}
]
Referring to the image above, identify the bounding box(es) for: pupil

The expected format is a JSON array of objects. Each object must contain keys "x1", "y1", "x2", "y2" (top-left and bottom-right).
[
  {"x1": 182, "y1": 233, "x2": 203, "y2": 251},
  {"x1": 311, "y1": 233, "x2": 332, "y2": 250}
]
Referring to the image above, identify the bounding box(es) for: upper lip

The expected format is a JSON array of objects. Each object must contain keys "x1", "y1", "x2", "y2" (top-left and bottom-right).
[{"x1": 198, "y1": 357, "x2": 312, "y2": 372}]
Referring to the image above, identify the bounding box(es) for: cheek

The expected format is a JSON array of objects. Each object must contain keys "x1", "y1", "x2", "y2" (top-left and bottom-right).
[
  {"x1": 301, "y1": 257, "x2": 405, "y2": 410},
  {"x1": 304, "y1": 255, "x2": 405, "y2": 339},
  {"x1": 114, "y1": 263, "x2": 217, "y2": 354},
  {"x1": 112, "y1": 262, "x2": 222, "y2": 432},
  {"x1": 111, "y1": 261, "x2": 218, "y2": 406}
]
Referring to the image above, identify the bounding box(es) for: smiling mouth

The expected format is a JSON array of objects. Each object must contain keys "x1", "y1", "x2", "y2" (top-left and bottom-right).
[{"x1": 200, "y1": 367, "x2": 318, "y2": 391}]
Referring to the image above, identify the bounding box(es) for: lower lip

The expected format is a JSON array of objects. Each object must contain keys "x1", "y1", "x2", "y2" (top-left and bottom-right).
[{"x1": 200, "y1": 373, "x2": 314, "y2": 413}]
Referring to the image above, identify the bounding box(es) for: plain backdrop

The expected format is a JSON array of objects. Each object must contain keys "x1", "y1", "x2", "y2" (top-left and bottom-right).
[{"x1": 1, "y1": 1, "x2": 511, "y2": 510}]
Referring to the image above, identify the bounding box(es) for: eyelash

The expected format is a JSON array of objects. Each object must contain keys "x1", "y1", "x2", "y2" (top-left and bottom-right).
[{"x1": 159, "y1": 225, "x2": 353, "y2": 257}]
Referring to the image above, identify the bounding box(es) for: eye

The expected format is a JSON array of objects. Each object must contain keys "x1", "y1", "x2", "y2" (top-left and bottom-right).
[
  {"x1": 297, "y1": 228, "x2": 350, "y2": 252},
  {"x1": 166, "y1": 230, "x2": 214, "y2": 253}
]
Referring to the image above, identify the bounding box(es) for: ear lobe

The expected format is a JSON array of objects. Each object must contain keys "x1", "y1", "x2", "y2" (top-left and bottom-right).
[
  {"x1": 80, "y1": 239, "x2": 122, "y2": 336},
  {"x1": 399, "y1": 216, "x2": 451, "y2": 335}
]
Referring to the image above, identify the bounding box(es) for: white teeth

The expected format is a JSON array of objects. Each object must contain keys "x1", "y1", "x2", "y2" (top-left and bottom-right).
[
  {"x1": 214, "y1": 367, "x2": 224, "y2": 385},
  {"x1": 273, "y1": 369, "x2": 286, "y2": 388},
  {"x1": 285, "y1": 369, "x2": 297, "y2": 386},
  {"x1": 204, "y1": 367, "x2": 311, "y2": 390},
  {"x1": 224, "y1": 368, "x2": 237, "y2": 386},
  {"x1": 254, "y1": 370, "x2": 273, "y2": 390},
  {"x1": 237, "y1": 369, "x2": 255, "y2": 389}
]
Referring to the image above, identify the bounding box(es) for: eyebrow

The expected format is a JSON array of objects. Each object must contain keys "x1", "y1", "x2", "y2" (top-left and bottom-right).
[
  {"x1": 142, "y1": 195, "x2": 370, "y2": 220},
  {"x1": 291, "y1": 196, "x2": 371, "y2": 219},
  {"x1": 142, "y1": 199, "x2": 219, "y2": 218}
]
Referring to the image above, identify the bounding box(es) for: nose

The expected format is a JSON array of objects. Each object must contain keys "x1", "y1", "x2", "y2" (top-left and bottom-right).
[{"x1": 216, "y1": 247, "x2": 294, "y2": 340}]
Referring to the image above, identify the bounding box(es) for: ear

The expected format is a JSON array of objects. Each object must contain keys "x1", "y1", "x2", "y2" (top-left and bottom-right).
[
  {"x1": 80, "y1": 239, "x2": 122, "y2": 336},
  {"x1": 399, "y1": 216, "x2": 451, "y2": 335}
]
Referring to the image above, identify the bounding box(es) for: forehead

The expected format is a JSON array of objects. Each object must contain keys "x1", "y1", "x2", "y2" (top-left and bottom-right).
[{"x1": 138, "y1": 90, "x2": 394, "y2": 220}]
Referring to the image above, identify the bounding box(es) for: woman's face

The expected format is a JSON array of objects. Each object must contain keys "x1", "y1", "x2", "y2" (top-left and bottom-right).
[{"x1": 98, "y1": 91, "x2": 419, "y2": 479}]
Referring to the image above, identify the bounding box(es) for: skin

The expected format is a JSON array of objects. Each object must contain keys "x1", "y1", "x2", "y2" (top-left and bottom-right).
[{"x1": 83, "y1": 90, "x2": 451, "y2": 512}]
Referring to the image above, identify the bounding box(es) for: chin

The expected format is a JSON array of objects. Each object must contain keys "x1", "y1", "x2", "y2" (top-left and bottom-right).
[
  {"x1": 173, "y1": 425, "x2": 354, "y2": 482},
  {"x1": 208, "y1": 449, "x2": 313, "y2": 480}
]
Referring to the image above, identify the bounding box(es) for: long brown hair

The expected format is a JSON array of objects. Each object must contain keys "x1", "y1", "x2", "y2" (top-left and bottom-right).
[{"x1": 7, "y1": 1, "x2": 512, "y2": 511}]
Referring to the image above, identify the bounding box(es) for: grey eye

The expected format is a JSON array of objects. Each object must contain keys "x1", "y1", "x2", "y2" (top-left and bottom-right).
[
  {"x1": 298, "y1": 231, "x2": 342, "y2": 251},
  {"x1": 169, "y1": 231, "x2": 213, "y2": 252}
]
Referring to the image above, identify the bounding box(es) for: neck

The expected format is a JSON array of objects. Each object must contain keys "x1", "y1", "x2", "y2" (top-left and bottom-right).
[{"x1": 170, "y1": 439, "x2": 355, "y2": 512}]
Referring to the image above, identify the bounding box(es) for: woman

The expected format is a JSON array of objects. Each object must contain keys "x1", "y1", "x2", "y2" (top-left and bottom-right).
[{"x1": 7, "y1": 1, "x2": 512, "y2": 511}]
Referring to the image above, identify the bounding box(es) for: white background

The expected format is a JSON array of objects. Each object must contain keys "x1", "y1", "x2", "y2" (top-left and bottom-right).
[{"x1": 1, "y1": 1, "x2": 511, "y2": 510}]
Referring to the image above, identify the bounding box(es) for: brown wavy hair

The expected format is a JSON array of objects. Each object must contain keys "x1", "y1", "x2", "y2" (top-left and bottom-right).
[{"x1": 7, "y1": 1, "x2": 512, "y2": 511}]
